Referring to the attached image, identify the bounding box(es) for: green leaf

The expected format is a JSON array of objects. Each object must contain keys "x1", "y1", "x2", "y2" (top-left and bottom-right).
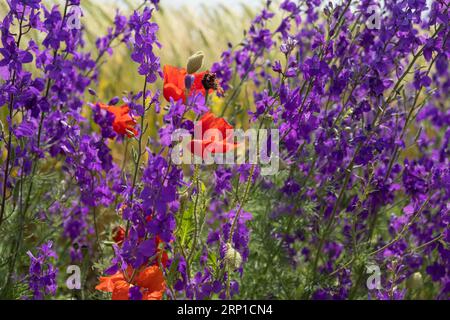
[
  {"x1": 178, "y1": 201, "x2": 195, "y2": 248},
  {"x1": 166, "y1": 255, "x2": 180, "y2": 285}
]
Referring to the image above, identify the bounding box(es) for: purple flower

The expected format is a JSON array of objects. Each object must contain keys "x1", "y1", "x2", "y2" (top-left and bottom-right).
[{"x1": 27, "y1": 241, "x2": 58, "y2": 300}]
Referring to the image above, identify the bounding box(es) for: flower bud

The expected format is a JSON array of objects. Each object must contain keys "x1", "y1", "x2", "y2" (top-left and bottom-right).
[
  {"x1": 280, "y1": 37, "x2": 298, "y2": 55},
  {"x1": 88, "y1": 88, "x2": 97, "y2": 96},
  {"x1": 224, "y1": 243, "x2": 242, "y2": 270},
  {"x1": 186, "y1": 51, "x2": 204, "y2": 74},
  {"x1": 406, "y1": 272, "x2": 423, "y2": 290},
  {"x1": 108, "y1": 96, "x2": 120, "y2": 106},
  {"x1": 185, "y1": 74, "x2": 195, "y2": 90}
]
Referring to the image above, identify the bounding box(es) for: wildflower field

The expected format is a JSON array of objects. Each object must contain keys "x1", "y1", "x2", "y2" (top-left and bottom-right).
[{"x1": 0, "y1": 0, "x2": 449, "y2": 301}]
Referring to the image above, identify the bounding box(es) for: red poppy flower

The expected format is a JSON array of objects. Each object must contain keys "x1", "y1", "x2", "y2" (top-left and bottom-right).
[
  {"x1": 163, "y1": 65, "x2": 208, "y2": 103},
  {"x1": 95, "y1": 265, "x2": 165, "y2": 300},
  {"x1": 190, "y1": 111, "x2": 238, "y2": 158},
  {"x1": 98, "y1": 103, "x2": 138, "y2": 137}
]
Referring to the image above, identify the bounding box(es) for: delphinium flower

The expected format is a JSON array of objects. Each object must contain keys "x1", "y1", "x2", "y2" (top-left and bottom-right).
[
  {"x1": 95, "y1": 3, "x2": 189, "y2": 301},
  {"x1": 0, "y1": 0, "x2": 166, "y2": 300},
  {"x1": 211, "y1": 0, "x2": 281, "y2": 105},
  {"x1": 210, "y1": 46, "x2": 233, "y2": 94},
  {"x1": 205, "y1": 0, "x2": 450, "y2": 301},
  {"x1": 92, "y1": 103, "x2": 117, "y2": 140},
  {"x1": 26, "y1": 241, "x2": 58, "y2": 300},
  {"x1": 128, "y1": 6, "x2": 161, "y2": 84},
  {"x1": 98, "y1": 150, "x2": 180, "y2": 299},
  {"x1": 312, "y1": 269, "x2": 352, "y2": 300},
  {"x1": 62, "y1": 204, "x2": 91, "y2": 260},
  {"x1": 195, "y1": 209, "x2": 253, "y2": 300},
  {"x1": 1, "y1": 0, "x2": 125, "y2": 220},
  {"x1": 0, "y1": 1, "x2": 86, "y2": 294},
  {"x1": 213, "y1": 166, "x2": 233, "y2": 195},
  {"x1": 95, "y1": 11, "x2": 131, "y2": 70}
]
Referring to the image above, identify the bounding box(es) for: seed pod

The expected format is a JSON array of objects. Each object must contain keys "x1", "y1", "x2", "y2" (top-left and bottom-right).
[
  {"x1": 224, "y1": 243, "x2": 242, "y2": 270},
  {"x1": 187, "y1": 51, "x2": 204, "y2": 74}
]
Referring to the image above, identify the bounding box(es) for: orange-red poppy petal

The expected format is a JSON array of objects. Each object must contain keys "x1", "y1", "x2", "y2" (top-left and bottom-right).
[
  {"x1": 97, "y1": 103, "x2": 137, "y2": 137},
  {"x1": 95, "y1": 272, "x2": 126, "y2": 293},
  {"x1": 111, "y1": 280, "x2": 131, "y2": 300},
  {"x1": 163, "y1": 83, "x2": 185, "y2": 102},
  {"x1": 135, "y1": 266, "x2": 166, "y2": 293}
]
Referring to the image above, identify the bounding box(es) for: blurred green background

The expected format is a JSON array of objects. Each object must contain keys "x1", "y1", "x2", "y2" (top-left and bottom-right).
[
  {"x1": 85, "y1": 0, "x2": 260, "y2": 97},
  {"x1": 0, "y1": 0, "x2": 261, "y2": 96},
  {"x1": 0, "y1": 0, "x2": 265, "y2": 162}
]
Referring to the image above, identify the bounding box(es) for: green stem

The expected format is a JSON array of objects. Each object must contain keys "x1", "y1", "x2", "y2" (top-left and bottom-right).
[
  {"x1": 228, "y1": 164, "x2": 255, "y2": 243},
  {"x1": 187, "y1": 164, "x2": 200, "y2": 265},
  {"x1": 125, "y1": 75, "x2": 148, "y2": 237},
  {"x1": 0, "y1": 7, "x2": 26, "y2": 228}
]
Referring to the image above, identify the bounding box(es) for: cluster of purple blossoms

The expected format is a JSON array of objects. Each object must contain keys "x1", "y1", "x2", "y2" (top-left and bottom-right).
[
  {"x1": 26, "y1": 241, "x2": 58, "y2": 300},
  {"x1": 0, "y1": 0, "x2": 133, "y2": 297},
  {"x1": 212, "y1": 0, "x2": 449, "y2": 300}
]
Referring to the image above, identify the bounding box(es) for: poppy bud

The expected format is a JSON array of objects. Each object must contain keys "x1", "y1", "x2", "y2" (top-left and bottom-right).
[
  {"x1": 406, "y1": 272, "x2": 423, "y2": 290},
  {"x1": 186, "y1": 51, "x2": 204, "y2": 74},
  {"x1": 224, "y1": 243, "x2": 242, "y2": 270},
  {"x1": 185, "y1": 74, "x2": 195, "y2": 90}
]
